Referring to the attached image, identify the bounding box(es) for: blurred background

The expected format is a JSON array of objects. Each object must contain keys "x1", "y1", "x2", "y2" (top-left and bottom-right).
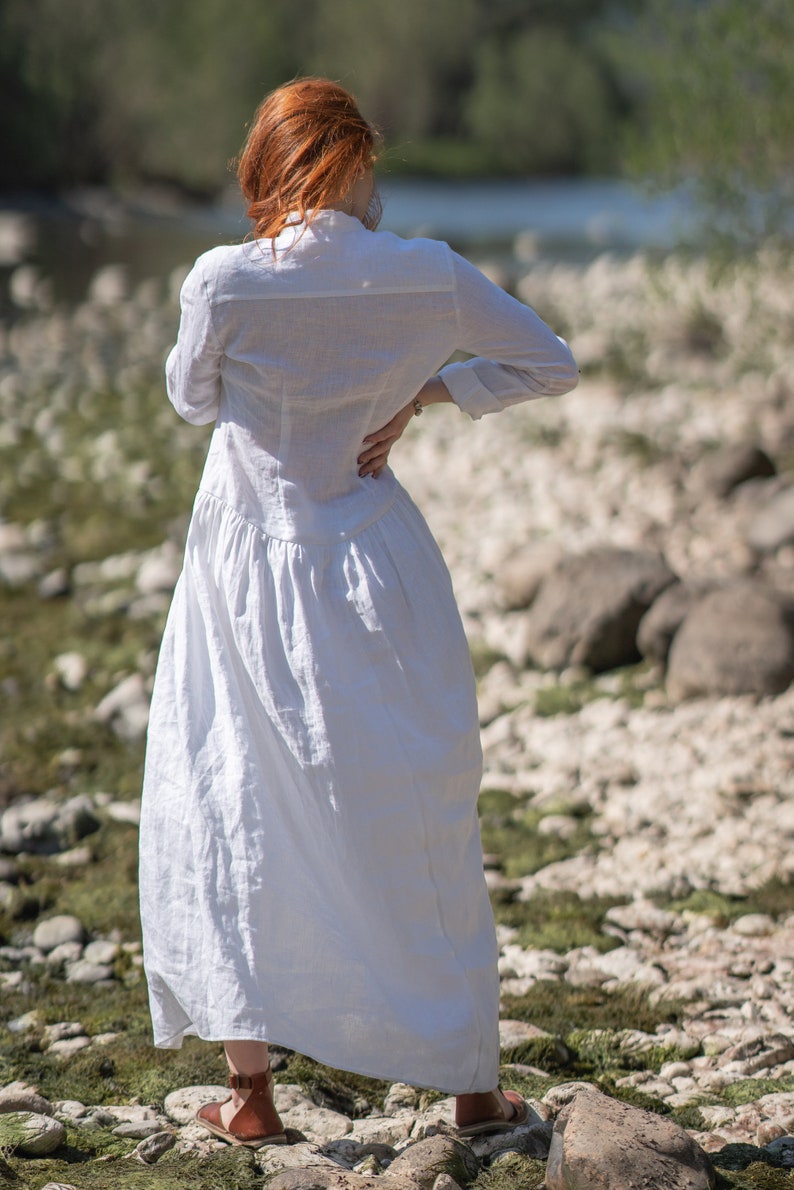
[{"x1": 1, "y1": 0, "x2": 792, "y2": 304}]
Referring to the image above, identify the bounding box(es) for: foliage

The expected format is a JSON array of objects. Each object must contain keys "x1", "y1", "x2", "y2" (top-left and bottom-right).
[
  {"x1": 604, "y1": 0, "x2": 794, "y2": 243},
  {"x1": 0, "y1": 0, "x2": 629, "y2": 193}
]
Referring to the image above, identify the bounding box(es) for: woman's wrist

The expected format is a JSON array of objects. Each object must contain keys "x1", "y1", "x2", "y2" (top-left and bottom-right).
[{"x1": 416, "y1": 377, "x2": 453, "y2": 407}]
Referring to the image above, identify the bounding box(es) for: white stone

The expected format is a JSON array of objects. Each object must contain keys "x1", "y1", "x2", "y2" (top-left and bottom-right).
[
  {"x1": 46, "y1": 942, "x2": 84, "y2": 965},
  {"x1": 48, "y1": 1037, "x2": 93, "y2": 1059},
  {"x1": 33, "y1": 915, "x2": 84, "y2": 951},
  {"x1": 0, "y1": 1111, "x2": 65, "y2": 1155},
  {"x1": 163, "y1": 1085, "x2": 229, "y2": 1125},
  {"x1": 82, "y1": 939, "x2": 120, "y2": 964},
  {"x1": 52, "y1": 652, "x2": 89, "y2": 691},
  {"x1": 64, "y1": 960, "x2": 114, "y2": 984}
]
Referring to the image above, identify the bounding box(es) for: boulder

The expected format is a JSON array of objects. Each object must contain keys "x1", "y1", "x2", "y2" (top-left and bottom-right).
[
  {"x1": 496, "y1": 541, "x2": 565, "y2": 610},
  {"x1": 746, "y1": 485, "x2": 794, "y2": 553},
  {"x1": 637, "y1": 581, "x2": 713, "y2": 664},
  {"x1": 0, "y1": 1110, "x2": 66, "y2": 1156},
  {"x1": 666, "y1": 582, "x2": 794, "y2": 699},
  {"x1": 692, "y1": 444, "x2": 776, "y2": 499},
  {"x1": 524, "y1": 548, "x2": 676, "y2": 671},
  {"x1": 545, "y1": 1086, "x2": 715, "y2": 1189},
  {"x1": 387, "y1": 1136, "x2": 479, "y2": 1190}
]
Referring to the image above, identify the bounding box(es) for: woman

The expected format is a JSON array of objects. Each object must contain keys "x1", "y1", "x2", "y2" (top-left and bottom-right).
[{"x1": 139, "y1": 77, "x2": 578, "y2": 1148}]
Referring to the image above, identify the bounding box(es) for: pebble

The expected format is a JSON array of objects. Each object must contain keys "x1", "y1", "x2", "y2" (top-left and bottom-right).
[
  {"x1": 64, "y1": 959, "x2": 114, "y2": 984},
  {"x1": 131, "y1": 1130, "x2": 176, "y2": 1163}
]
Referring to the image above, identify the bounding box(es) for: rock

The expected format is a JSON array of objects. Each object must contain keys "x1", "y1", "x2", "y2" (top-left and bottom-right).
[
  {"x1": 163, "y1": 1085, "x2": 230, "y2": 1125},
  {"x1": 747, "y1": 485, "x2": 794, "y2": 553},
  {"x1": 432, "y1": 1175, "x2": 463, "y2": 1190},
  {"x1": 136, "y1": 541, "x2": 182, "y2": 594},
  {"x1": 467, "y1": 1116, "x2": 553, "y2": 1162},
  {"x1": 348, "y1": 1115, "x2": 414, "y2": 1145},
  {"x1": 278, "y1": 1100, "x2": 353, "y2": 1145},
  {"x1": 39, "y1": 1185, "x2": 79, "y2": 1190},
  {"x1": 525, "y1": 548, "x2": 677, "y2": 671},
  {"x1": 721, "y1": 1033, "x2": 794, "y2": 1074},
  {"x1": 37, "y1": 567, "x2": 71, "y2": 599},
  {"x1": 88, "y1": 264, "x2": 128, "y2": 306},
  {"x1": 65, "y1": 959, "x2": 113, "y2": 984},
  {"x1": 732, "y1": 914, "x2": 775, "y2": 937},
  {"x1": 667, "y1": 582, "x2": 794, "y2": 699},
  {"x1": 104, "y1": 800, "x2": 142, "y2": 826},
  {"x1": 0, "y1": 1110, "x2": 66, "y2": 1156},
  {"x1": 383, "y1": 1083, "x2": 419, "y2": 1114},
  {"x1": 259, "y1": 1141, "x2": 352, "y2": 1176},
  {"x1": 52, "y1": 652, "x2": 89, "y2": 691},
  {"x1": 604, "y1": 900, "x2": 681, "y2": 936},
  {"x1": 46, "y1": 941, "x2": 84, "y2": 965},
  {"x1": 499, "y1": 1020, "x2": 555, "y2": 1049},
  {"x1": 112, "y1": 1120, "x2": 165, "y2": 1139},
  {"x1": 48, "y1": 1037, "x2": 93, "y2": 1059},
  {"x1": 42, "y1": 1022, "x2": 86, "y2": 1045},
  {"x1": 1, "y1": 797, "x2": 99, "y2": 855},
  {"x1": 94, "y1": 672, "x2": 150, "y2": 740},
  {"x1": 55, "y1": 1101, "x2": 89, "y2": 1120},
  {"x1": 637, "y1": 581, "x2": 713, "y2": 664},
  {"x1": 545, "y1": 1087, "x2": 715, "y2": 1189},
  {"x1": 82, "y1": 939, "x2": 120, "y2": 964},
  {"x1": 692, "y1": 444, "x2": 776, "y2": 499},
  {"x1": 0, "y1": 1082, "x2": 53, "y2": 1115},
  {"x1": 33, "y1": 915, "x2": 85, "y2": 951},
  {"x1": 497, "y1": 541, "x2": 565, "y2": 609},
  {"x1": 131, "y1": 1130, "x2": 176, "y2": 1163},
  {"x1": 387, "y1": 1135, "x2": 479, "y2": 1190}
]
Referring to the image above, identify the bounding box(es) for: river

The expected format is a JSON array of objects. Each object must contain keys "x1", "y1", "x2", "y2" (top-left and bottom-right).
[{"x1": 0, "y1": 177, "x2": 697, "y2": 310}]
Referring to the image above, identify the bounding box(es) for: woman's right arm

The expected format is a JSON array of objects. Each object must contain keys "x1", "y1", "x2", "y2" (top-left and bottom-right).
[
  {"x1": 165, "y1": 263, "x2": 223, "y2": 425},
  {"x1": 439, "y1": 250, "x2": 578, "y2": 421}
]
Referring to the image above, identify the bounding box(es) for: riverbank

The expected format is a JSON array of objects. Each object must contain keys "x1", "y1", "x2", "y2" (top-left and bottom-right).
[{"x1": 1, "y1": 243, "x2": 793, "y2": 1186}]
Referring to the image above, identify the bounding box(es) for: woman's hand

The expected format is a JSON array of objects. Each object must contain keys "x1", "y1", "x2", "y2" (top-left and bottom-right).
[
  {"x1": 357, "y1": 401, "x2": 416, "y2": 478},
  {"x1": 357, "y1": 377, "x2": 452, "y2": 478}
]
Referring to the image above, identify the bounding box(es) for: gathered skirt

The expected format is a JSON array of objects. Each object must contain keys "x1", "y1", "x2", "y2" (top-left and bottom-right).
[{"x1": 139, "y1": 483, "x2": 499, "y2": 1093}]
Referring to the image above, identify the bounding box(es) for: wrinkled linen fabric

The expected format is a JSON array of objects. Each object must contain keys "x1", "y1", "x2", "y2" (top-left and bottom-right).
[{"x1": 139, "y1": 209, "x2": 577, "y2": 1092}]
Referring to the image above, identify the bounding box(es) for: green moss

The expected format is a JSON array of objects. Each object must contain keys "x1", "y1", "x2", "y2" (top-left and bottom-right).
[
  {"x1": 469, "y1": 639, "x2": 507, "y2": 679},
  {"x1": 492, "y1": 888, "x2": 620, "y2": 954},
  {"x1": 501, "y1": 981, "x2": 685, "y2": 1040},
  {"x1": 479, "y1": 803, "x2": 599, "y2": 881},
  {"x1": 533, "y1": 683, "x2": 600, "y2": 717},
  {"x1": 716, "y1": 1168, "x2": 794, "y2": 1189},
  {"x1": 722, "y1": 1077, "x2": 794, "y2": 1107},
  {"x1": 0, "y1": 587, "x2": 152, "y2": 800},
  {"x1": 469, "y1": 1152, "x2": 548, "y2": 1190},
  {"x1": 712, "y1": 1145, "x2": 789, "y2": 1173},
  {"x1": 4, "y1": 1145, "x2": 260, "y2": 1190},
  {"x1": 660, "y1": 879, "x2": 794, "y2": 926}
]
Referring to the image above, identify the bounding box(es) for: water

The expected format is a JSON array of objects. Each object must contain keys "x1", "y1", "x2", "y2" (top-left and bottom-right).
[{"x1": 0, "y1": 176, "x2": 698, "y2": 309}]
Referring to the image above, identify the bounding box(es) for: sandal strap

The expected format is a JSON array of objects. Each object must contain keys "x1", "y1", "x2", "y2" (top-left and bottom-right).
[{"x1": 229, "y1": 1064, "x2": 273, "y2": 1092}]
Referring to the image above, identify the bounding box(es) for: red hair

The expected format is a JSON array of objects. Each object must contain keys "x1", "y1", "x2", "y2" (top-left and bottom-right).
[{"x1": 237, "y1": 78, "x2": 381, "y2": 240}]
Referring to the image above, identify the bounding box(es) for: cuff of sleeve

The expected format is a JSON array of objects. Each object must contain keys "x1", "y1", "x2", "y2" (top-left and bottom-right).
[{"x1": 439, "y1": 362, "x2": 504, "y2": 421}]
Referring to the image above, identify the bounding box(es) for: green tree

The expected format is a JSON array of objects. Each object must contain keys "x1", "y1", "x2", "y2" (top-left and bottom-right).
[
  {"x1": 606, "y1": 0, "x2": 794, "y2": 241},
  {"x1": 466, "y1": 26, "x2": 618, "y2": 174}
]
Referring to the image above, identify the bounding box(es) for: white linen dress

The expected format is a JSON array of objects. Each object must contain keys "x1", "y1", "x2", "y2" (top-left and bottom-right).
[{"x1": 139, "y1": 209, "x2": 578, "y2": 1093}]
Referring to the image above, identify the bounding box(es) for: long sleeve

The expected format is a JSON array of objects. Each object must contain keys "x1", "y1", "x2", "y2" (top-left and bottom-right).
[
  {"x1": 439, "y1": 250, "x2": 578, "y2": 420},
  {"x1": 165, "y1": 262, "x2": 223, "y2": 425}
]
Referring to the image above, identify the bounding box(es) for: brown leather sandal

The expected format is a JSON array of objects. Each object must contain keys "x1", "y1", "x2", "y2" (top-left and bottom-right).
[
  {"x1": 195, "y1": 1066, "x2": 287, "y2": 1147},
  {"x1": 456, "y1": 1089, "x2": 530, "y2": 1137}
]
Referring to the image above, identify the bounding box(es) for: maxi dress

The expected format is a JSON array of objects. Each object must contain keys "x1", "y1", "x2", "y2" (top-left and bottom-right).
[{"x1": 139, "y1": 209, "x2": 578, "y2": 1094}]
